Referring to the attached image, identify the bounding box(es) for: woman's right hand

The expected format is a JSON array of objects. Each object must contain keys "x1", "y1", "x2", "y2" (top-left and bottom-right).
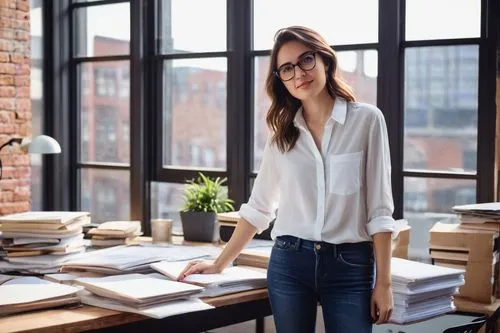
[{"x1": 177, "y1": 260, "x2": 222, "y2": 281}]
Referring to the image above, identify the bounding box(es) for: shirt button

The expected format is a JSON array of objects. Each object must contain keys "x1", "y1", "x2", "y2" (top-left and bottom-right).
[{"x1": 315, "y1": 244, "x2": 321, "y2": 250}]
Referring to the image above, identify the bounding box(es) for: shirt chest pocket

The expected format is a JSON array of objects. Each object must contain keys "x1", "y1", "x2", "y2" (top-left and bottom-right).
[{"x1": 329, "y1": 152, "x2": 362, "y2": 195}]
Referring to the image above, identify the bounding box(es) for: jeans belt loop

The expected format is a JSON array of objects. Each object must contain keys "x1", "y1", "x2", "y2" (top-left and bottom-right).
[
  {"x1": 332, "y1": 243, "x2": 337, "y2": 258},
  {"x1": 295, "y1": 237, "x2": 301, "y2": 250}
]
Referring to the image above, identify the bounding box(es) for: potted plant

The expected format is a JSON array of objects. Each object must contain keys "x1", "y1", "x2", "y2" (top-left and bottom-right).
[{"x1": 180, "y1": 173, "x2": 234, "y2": 242}]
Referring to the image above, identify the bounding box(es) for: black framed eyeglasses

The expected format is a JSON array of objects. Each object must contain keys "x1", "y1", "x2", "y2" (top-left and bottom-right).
[{"x1": 274, "y1": 51, "x2": 317, "y2": 82}]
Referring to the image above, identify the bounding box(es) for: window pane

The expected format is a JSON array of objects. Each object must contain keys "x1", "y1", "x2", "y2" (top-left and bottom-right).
[
  {"x1": 151, "y1": 182, "x2": 185, "y2": 235},
  {"x1": 160, "y1": 0, "x2": 226, "y2": 53},
  {"x1": 404, "y1": 177, "x2": 475, "y2": 262},
  {"x1": 405, "y1": 0, "x2": 481, "y2": 41},
  {"x1": 252, "y1": 51, "x2": 377, "y2": 171},
  {"x1": 80, "y1": 169, "x2": 130, "y2": 223},
  {"x1": 162, "y1": 58, "x2": 227, "y2": 169},
  {"x1": 30, "y1": 1, "x2": 43, "y2": 210},
  {"x1": 79, "y1": 61, "x2": 130, "y2": 164},
  {"x1": 74, "y1": 3, "x2": 130, "y2": 57},
  {"x1": 253, "y1": 0, "x2": 378, "y2": 50},
  {"x1": 404, "y1": 46, "x2": 478, "y2": 172}
]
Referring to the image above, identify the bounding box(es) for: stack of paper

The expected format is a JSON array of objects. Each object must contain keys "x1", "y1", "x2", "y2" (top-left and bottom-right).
[
  {"x1": 61, "y1": 244, "x2": 219, "y2": 275},
  {"x1": 0, "y1": 211, "x2": 90, "y2": 274},
  {"x1": 453, "y1": 202, "x2": 500, "y2": 232},
  {"x1": 74, "y1": 274, "x2": 213, "y2": 318},
  {"x1": 0, "y1": 276, "x2": 82, "y2": 315},
  {"x1": 88, "y1": 221, "x2": 142, "y2": 248},
  {"x1": 390, "y1": 258, "x2": 465, "y2": 324},
  {"x1": 151, "y1": 261, "x2": 267, "y2": 297}
]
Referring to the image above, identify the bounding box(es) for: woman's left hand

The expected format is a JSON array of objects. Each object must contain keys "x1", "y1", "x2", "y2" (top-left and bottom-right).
[{"x1": 371, "y1": 283, "x2": 393, "y2": 324}]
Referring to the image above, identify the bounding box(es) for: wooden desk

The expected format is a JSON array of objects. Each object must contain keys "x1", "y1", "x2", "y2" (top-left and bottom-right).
[{"x1": 0, "y1": 289, "x2": 270, "y2": 333}]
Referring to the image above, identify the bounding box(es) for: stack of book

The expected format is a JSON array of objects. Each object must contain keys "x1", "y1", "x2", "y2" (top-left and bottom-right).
[
  {"x1": 429, "y1": 220, "x2": 498, "y2": 304},
  {"x1": 88, "y1": 221, "x2": 142, "y2": 248},
  {"x1": 151, "y1": 261, "x2": 267, "y2": 297},
  {"x1": 73, "y1": 274, "x2": 213, "y2": 319},
  {"x1": 391, "y1": 258, "x2": 465, "y2": 324},
  {"x1": 0, "y1": 276, "x2": 82, "y2": 315},
  {"x1": 0, "y1": 211, "x2": 90, "y2": 274},
  {"x1": 453, "y1": 202, "x2": 500, "y2": 232}
]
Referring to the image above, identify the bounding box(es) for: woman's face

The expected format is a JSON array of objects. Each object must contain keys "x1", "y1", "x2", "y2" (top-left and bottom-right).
[{"x1": 276, "y1": 40, "x2": 327, "y2": 101}]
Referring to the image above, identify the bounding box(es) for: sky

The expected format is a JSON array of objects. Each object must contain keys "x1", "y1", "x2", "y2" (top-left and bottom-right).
[{"x1": 30, "y1": 0, "x2": 481, "y2": 73}]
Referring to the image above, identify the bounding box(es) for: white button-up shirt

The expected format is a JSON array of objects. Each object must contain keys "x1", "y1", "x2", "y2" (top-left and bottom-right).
[{"x1": 239, "y1": 98, "x2": 395, "y2": 243}]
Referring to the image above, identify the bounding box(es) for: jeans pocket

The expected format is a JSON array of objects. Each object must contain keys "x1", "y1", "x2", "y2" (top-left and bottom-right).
[
  {"x1": 338, "y1": 251, "x2": 373, "y2": 268},
  {"x1": 274, "y1": 237, "x2": 293, "y2": 251}
]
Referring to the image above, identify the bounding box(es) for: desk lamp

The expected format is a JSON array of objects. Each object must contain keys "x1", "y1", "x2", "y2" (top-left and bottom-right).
[{"x1": 0, "y1": 135, "x2": 61, "y2": 180}]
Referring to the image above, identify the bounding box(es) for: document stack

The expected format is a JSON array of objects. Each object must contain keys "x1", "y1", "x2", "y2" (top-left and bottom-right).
[
  {"x1": 453, "y1": 202, "x2": 500, "y2": 233},
  {"x1": 0, "y1": 211, "x2": 90, "y2": 274},
  {"x1": 151, "y1": 261, "x2": 267, "y2": 297},
  {"x1": 0, "y1": 276, "x2": 82, "y2": 315},
  {"x1": 390, "y1": 257, "x2": 465, "y2": 324},
  {"x1": 61, "y1": 244, "x2": 218, "y2": 275},
  {"x1": 430, "y1": 210, "x2": 499, "y2": 304},
  {"x1": 74, "y1": 274, "x2": 213, "y2": 319},
  {"x1": 88, "y1": 221, "x2": 142, "y2": 248}
]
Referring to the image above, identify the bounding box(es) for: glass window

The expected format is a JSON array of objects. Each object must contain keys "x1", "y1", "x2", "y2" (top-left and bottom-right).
[
  {"x1": 79, "y1": 62, "x2": 130, "y2": 164},
  {"x1": 253, "y1": 0, "x2": 378, "y2": 50},
  {"x1": 81, "y1": 169, "x2": 130, "y2": 223},
  {"x1": 252, "y1": 50, "x2": 377, "y2": 171},
  {"x1": 74, "y1": 3, "x2": 130, "y2": 57},
  {"x1": 160, "y1": 0, "x2": 226, "y2": 54},
  {"x1": 404, "y1": 177, "x2": 476, "y2": 262},
  {"x1": 162, "y1": 58, "x2": 227, "y2": 169},
  {"x1": 405, "y1": 0, "x2": 481, "y2": 41},
  {"x1": 404, "y1": 46, "x2": 478, "y2": 172},
  {"x1": 150, "y1": 182, "x2": 185, "y2": 235},
  {"x1": 30, "y1": 0, "x2": 43, "y2": 210}
]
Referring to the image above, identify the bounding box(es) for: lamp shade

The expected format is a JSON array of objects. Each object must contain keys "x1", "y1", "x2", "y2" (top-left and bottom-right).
[{"x1": 28, "y1": 135, "x2": 61, "y2": 154}]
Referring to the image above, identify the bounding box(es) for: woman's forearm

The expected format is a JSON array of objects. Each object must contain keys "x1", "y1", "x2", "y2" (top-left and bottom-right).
[
  {"x1": 373, "y1": 232, "x2": 392, "y2": 286},
  {"x1": 213, "y1": 218, "x2": 258, "y2": 270}
]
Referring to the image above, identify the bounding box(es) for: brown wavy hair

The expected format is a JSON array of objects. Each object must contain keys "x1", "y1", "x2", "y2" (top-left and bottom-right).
[{"x1": 265, "y1": 26, "x2": 356, "y2": 153}]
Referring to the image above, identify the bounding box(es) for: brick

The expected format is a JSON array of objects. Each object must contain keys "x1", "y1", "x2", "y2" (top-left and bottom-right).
[
  {"x1": 0, "y1": 191, "x2": 13, "y2": 202},
  {"x1": 0, "y1": 74, "x2": 13, "y2": 85},
  {"x1": 0, "y1": 63, "x2": 16, "y2": 74},
  {"x1": 0, "y1": 97, "x2": 14, "y2": 110},
  {"x1": 17, "y1": 122, "x2": 30, "y2": 136},
  {"x1": 0, "y1": 201, "x2": 30, "y2": 215},
  {"x1": 0, "y1": 8, "x2": 15, "y2": 18},
  {"x1": 15, "y1": 30, "x2": 29, "y2": 41},
  {"x1": 0, "y1": 38, "x2": 13, "y2": 51},
  {"x1": 0, "y1": 123, "x2": 16, "y2": 134},
  {"x1": 0, "y1": 86, "x2": 15, "y2": 97},
  {"x1": 0, "y1": 17, "x2": 13, "y2": 28},
  {"x1": 14, "y1": 74, "x2": 28, "y2": 86},
  {"x1": 16, "y1": 86, "x2": 29, "y2": 97},
  {"x1": 15, "y1": 111, "x2": 30, "y2": 120},
  {"x1": 16, "y1": 0, "x2": 28, "y2": 11},
  {"x1": 0, "y1": 110, "x2": 14, "y2": 122},
  {"x1": 0, "y1": 29, "x2": 14, "y2": 39},
  {"x1": 16, "y1": 63, "x2": 29, "y2": 74},
  {"x1": 9, "y1": 54, "x2": 23, "y2": 64},
  {"x1": 16, "y1": 9, "x2": 28, "y2": 20},
  {"x1": 0, "y1": 51, "x2": 8, "y2": 62},
  {"x1": 15, "y1": 97, "x2": 29, "y2": 110}
]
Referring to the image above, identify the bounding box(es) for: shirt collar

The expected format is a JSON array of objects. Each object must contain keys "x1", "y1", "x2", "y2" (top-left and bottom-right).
[{"x1": 293, "y1": 97, "x2": 347, "y2": 128}]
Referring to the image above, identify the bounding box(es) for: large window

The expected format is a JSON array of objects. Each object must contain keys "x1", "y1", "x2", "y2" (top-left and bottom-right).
[
  {"x1": 72, "y1": 0, "x2": 131, "y2": 223},
  {"x1": 57, "y1": 0, "x2": 497, "y2": 247},
  {"x1": 402, "y1": 1, "x2": 485, "y2": 262},
  {"x1": 151, "y1": 0, "x2": 228, "y2": 230}
]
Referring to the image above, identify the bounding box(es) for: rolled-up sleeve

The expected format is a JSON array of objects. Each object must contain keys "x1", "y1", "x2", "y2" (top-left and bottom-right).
[
  {"x1": 365, "y1": 110, "x2": 396, "y2": 237},
  {"x1": 239, "y1": 137, "x2": 280, "y2": 233}
]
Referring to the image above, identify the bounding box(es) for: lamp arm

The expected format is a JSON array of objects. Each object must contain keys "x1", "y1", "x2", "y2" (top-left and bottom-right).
[{"x1": 0, "y1": 138, "x2": 23, "y2": 152}]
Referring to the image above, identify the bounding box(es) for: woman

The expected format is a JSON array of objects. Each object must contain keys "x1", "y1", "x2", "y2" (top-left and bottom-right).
[{"x1": 179, "y1": 26, "x2": 395, "y2": 333}]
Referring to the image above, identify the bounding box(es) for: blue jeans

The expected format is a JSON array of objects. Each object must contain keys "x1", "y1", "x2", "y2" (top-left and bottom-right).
[{"x1": 267, "y1": 235, "x2": 374, "y2": 333}]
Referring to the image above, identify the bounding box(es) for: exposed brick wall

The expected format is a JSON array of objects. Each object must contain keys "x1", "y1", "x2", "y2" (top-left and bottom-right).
[{"x1": 0, "y1": 0, "x2": 31, "y2": 215}]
